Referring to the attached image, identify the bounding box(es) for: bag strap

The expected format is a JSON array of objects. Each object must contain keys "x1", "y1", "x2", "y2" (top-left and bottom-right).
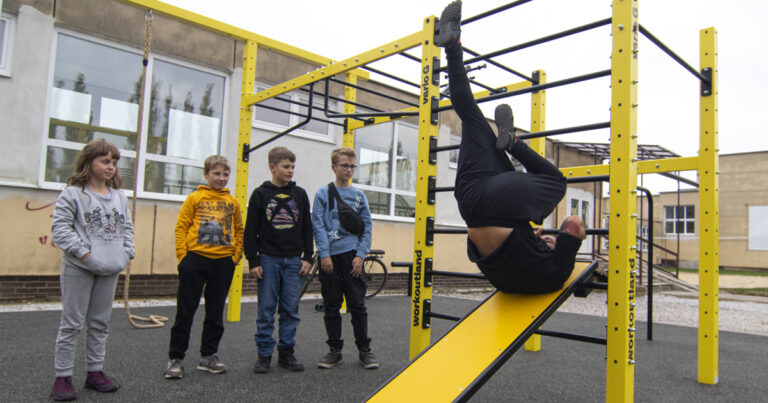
[{"x1": 328, "y1": 182, "x2": 342, "y2": 211}]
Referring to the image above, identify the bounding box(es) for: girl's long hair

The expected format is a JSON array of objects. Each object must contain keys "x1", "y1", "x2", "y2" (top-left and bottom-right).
[{"x1": 67, "y1": 139, "x2": 123, "y2": 189}]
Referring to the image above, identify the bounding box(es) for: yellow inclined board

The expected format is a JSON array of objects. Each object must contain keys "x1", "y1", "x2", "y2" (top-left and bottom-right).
[{"x1": 369, "y1": 262, "x2": 591, "y2": 402}]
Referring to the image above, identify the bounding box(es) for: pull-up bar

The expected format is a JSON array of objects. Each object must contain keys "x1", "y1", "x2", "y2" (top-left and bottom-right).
[
  {"x1": 437, "y1": 18, "x2": 613, "y2": 72},
  {"x1": 460, "y1": 0, "x2": 533, "y2": 26},
  {"x1": 242, "y1": 82, "x2": 316, "y2": 161},
  {"x1": 323, "y1": 79, "x2": 420, "y2": 121},
  {"x1": 639, "y1": 25, "x2": 709, "y2": 83},
  {"x1": 436, "y1": 69, "x2": 612, "y2": 112}
]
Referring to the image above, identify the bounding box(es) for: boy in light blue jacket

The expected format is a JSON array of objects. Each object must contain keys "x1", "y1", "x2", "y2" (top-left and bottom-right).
[{"x1": 312, "y1": 147, "x2": 378, "y2": 370}]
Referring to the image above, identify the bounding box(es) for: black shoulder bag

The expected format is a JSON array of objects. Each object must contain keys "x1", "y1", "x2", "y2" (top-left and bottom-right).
[{"x1": 328, "y1": 183, "x2": 365, "y2": 236}]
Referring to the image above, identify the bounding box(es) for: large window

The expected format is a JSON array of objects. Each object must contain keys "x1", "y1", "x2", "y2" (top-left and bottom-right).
[
  {"x1": 43, "y1": 33, "x2": 225, "y2": 198},
  {"x1": 353, "y1": 121, "x2": 417, "y2": 219},
  {"x1": 664, "y1": 205, "x2": 695, "y2": 235},
  {"x1": 0, "y1": 13, "x2": 15, "y2": 77},
  {"x1": 252, "y1": 84, "x2": 336, "y2": 142}
]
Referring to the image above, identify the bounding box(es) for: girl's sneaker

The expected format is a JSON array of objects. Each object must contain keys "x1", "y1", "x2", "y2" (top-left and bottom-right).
[
  {"x1": 197, "y1": 354, "x2": 227, "y2": 374},
  {"x1": 84, "y1": 371, "x2": 120, "y2": 393},
  {"x1": 51, "y1": 376, "x2": 76, "y2": 401},
  {"x1": 164, "y1": 359, "x2": 184, "y2": 379}
]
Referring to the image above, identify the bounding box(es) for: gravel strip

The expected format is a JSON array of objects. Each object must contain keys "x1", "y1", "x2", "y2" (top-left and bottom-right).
[{"x1": 2, "y1": 291, "x2": 766, "y2": 337}]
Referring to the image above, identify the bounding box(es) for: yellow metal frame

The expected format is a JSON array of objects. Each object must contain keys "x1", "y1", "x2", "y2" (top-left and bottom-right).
[
  {"x1": 409, "y1": 15, "x2": 441, "y2": 359},
  {"x1": 118, "y1": 1, "x2": 721, "y2": 398},
  {"x1": 698, "y1": 26, "x2": 719, "y2": 385},
  {"x1": 606, "y1": 1, "x2": 639, "y2": 401},
  {"x1": 525, "y1": 69, "x2": 547, "y2": 352}
]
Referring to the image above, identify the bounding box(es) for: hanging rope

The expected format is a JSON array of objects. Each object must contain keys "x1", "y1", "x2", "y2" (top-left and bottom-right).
[{"x1": 123, "y1": 9, "x2": 168, "y2": 329}]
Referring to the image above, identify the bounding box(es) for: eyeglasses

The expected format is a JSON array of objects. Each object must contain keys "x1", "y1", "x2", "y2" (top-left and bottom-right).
[{"x1": 336, "y1": 163, "x2": 358, "y2": 170}]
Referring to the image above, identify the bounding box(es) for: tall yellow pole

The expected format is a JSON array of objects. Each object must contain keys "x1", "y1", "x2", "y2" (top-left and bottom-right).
[
  {"x1": 606, "y1": 0, "x2": 639, "y2": 401},
  {"x1": 525, "y1": 69, "x2": 546, "y2": 352},
  {"x1": 227, "y1": 39, "x2": 257, "y2": 322},
  {"x1": 697, "y1": 26, "x2": 719, "y2": 385},
  {"x1": 409, "y1": 15, "x2": 440, "y2": 359}
]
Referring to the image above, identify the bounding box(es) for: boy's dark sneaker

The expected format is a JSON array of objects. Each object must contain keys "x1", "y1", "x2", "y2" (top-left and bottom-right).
[
  {"x1": 317, "y1": 349, "x2": 343, "y2": 369},
  {"x1": 278, "y1": 353, "x2": 304, "y2": 372},
  {"x1": 197, "y1": 354, "x2": 227, "y2": 374},
  {"x1": 359, "y1": 349, "x2": 380, "y2": 370},
  {"x1": 494, "y1": 104, "x2": 518, "y2": 153},
  {"x1": 164, "y1": 359, "x2": 184, "y2": 379},
  {"x1": 436, "y1": 1, "x2": 462, "y2": 48},
  {"x1": 84, "y1": 370, "x2": 120, "y2": 393},
  {"x1": 51, "y1": 376, "x2": 76, "y2": 401},
  {"x1": 253, "y1": 355, "x2": 271, "y2": 374}
]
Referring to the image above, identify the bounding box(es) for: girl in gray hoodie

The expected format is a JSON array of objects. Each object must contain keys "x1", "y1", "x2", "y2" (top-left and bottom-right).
[{"x1": 50, "y1": 140, "x2": 134, "y2": 401}]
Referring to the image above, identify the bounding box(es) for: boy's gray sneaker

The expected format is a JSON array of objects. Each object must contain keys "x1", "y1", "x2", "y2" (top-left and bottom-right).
[
  {"x1": 436, "y1": 1, "x2": 462, "y2": 48},
  {"x1": 359, "y1": 349, "x2": 380, "y2": 369},
  {"x1": 317, "y1": 349, "x2": 343, "y2": 369},
  {"x1": 278, "y1": 353, "x2": 304, "y2": 372},
  {"x1": 494, "y1": 104, "x2": 518, "y2": 153},
  {"x1": 253, "y1": 355, "x2": 271, "y2": 374},
  {"x1": 164, "y1": 359, "x2": 184, "y2": 379},
  {"x1": 197, "y1": 354, "x2": 227, "y2": 374}
]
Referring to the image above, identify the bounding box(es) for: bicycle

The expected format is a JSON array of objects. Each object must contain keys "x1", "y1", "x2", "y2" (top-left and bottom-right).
[{"x1": 299, "y1": 249, "x2": 388, "y2": 298}]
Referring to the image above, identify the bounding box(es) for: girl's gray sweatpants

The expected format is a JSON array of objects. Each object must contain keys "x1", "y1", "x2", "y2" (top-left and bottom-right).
[{"x1": 54, "y1": 262, "x2": 119, "y2": 377}]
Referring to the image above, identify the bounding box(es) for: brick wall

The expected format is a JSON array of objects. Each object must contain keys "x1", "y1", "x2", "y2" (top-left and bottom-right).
[{"x1": 0, "y1": 273, "x2": 492, "y2": 302}]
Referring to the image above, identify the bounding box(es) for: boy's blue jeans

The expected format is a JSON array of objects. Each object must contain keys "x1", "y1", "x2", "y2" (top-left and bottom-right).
[{"x1": 255, "y1": 254, "x2": 302, "y2": 357}]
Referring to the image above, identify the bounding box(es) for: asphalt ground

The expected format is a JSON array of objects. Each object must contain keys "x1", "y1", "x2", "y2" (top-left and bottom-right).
[{"x1": 1, "y1": 295, "x2": 765, "y2": 402}]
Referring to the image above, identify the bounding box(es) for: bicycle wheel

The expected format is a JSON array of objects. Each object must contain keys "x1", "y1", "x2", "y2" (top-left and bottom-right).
[
  {"x1": 362, "y1": 257, "x2": 387, "y2": 298},
  {"x1": 300, "y1": 260, "x2": 319, "y2": 297}
]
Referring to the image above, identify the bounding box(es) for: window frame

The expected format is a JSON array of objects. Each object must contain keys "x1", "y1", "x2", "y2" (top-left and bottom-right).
[
  {"x1": 0, "y1": 13, "x2": 15, "y2": 77},
  {"x1": 353, "y1": 120, "x2": 418, "y2": 222},
  {"x1": 663, "y1": 204, "x2": 695, "y2": 235},
  {"x1": 40, "y1": 29, "x2": 229, "y2": 202},
  {"x1": 251, "y1": 82, "x2": 338, "y2": 144}
]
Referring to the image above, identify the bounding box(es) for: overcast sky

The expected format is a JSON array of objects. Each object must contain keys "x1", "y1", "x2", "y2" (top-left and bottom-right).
[{"x1": 163, "y1": 0, "x2": 767, "y2": 192}]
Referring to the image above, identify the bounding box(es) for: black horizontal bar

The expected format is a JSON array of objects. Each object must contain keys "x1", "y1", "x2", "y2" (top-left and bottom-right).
[
  {"x1": 254, "y1": 102, "x2": 344, "y2": 127},
  {"x1": 659, "y1": 172, "x2": 699, "y2": 187},
  {"x1": 428, "y1": 312, "x2": 461, "y2": 322},
  {"x1": 329, "y1": 77, "x2": 418, "y2": 108},
  {"x1": 398, "y1": 52, "x2": 421, "y2": 63},
  {"x1": 586, "y1": 281, "x2": 608, "y2": 290},
  {"x1": 463, "y1": 46, "x2": 532, "y2": 82},
  {"x1": 461, "y1": 0, "x2": 533, "y2": 25},
  {"x1": 440, "y1": 18, "x2": 612, "y2": 72},
  {"x1": 428, "y1": 270, "x2": 486, "y2": 280},
  {"x1": 566, "y1": 174, "x2": 610, "y2": 184},
  {"x1": 541, "y1": 228, "x2": 608, "y2": 236},
  {"x1": 433, "y1": 144, "x2": 460, "y2": 152},
  {"x1": 298, "y1": 86, "x2": 386, "y2": 113},
  {"x1": 390, "y1": 261, "x2": 413, "y2": 268},
  {"x1": 639, "y1": 25, "x2": 708, "y2": 82},
  {"x1": 436, "y1": 69, "x2": 612, "y2": 112},
  {"x1": 536, "y1": 329, "x2": 606, "y2": 345},
  {"x1": 429, "y1": 228, "x2": 468, "y2": 235},
  {"x1": 429, "y1": 174, "x2": 609, "y2": 195},
  {"x1": 519, "y1": 122, "x2": 612, "y2": 140},
  {"x1": 363, "y1": 65, "x2": 420, "y2": 89}
]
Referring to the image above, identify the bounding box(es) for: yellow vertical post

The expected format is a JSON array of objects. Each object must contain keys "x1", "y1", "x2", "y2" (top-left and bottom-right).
[
  {"x1": 697, "y1": 26, "x2": 719, "y2": 385},
  {"x1": 343, "y1": 73, "x2": 358, "y2": 149},
  {"x1": 340, "y1": 72, "x2": 359, "y2": 315},
  {"x1": 606, "y1": 1, "x2": 639, "y2": 401},
  {"x1": 409, "y1": 15, "x2": 440, "y2": 359},
  {"x1": 228, "y1": 39, "x2": 257, "y2": 322},
  {"x1": 525, "y1": 69, "x2": 546, "y2": 352}
]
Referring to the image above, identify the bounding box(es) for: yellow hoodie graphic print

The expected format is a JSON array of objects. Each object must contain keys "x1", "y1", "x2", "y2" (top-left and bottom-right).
[{"x1": 175, "y1": 185, "x2": 243, "y2": 263}]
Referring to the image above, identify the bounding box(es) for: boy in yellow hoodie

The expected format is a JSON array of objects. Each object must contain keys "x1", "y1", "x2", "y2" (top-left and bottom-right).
[{"x1": 164, "y1": 155, "x2": 243, "y2": 380}]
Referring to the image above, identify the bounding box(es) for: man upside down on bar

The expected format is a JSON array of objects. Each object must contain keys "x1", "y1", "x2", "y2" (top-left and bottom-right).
[{"x1": 437, "y1": 1, "x2": 587, "y2": 293}]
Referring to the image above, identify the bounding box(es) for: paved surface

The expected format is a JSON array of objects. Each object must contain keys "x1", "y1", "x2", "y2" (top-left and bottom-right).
[{"x1": 1, "y1": 295, "x2": 766, "y2": 402}]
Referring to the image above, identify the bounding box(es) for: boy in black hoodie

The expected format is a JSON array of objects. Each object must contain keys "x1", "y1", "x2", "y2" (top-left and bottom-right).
[{"x1": 245, "y1": 146, "x2": 313, "y2": 374}]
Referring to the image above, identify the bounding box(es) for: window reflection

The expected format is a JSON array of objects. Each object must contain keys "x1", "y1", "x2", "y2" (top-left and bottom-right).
[
  {"x1": 144, "y1": 160, "x2": 204, "y2": 195},
  {"x1": 148, "y1": 60, "x2": 224, "y2": 159},
  {"x1": 355, "y1": 123, "x2": 393, "y2": 188},
  {"x1": 49, "y1": 34, "x2": 142, "y2": 151},
  {"x1": 45, "y1": 146, "x2": 135, "y2": 190}
]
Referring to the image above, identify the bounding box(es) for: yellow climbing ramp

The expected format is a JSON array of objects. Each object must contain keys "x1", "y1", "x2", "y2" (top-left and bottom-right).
[{"x1": 368, "y1": 261, "x2": 596, "y2": 402}]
